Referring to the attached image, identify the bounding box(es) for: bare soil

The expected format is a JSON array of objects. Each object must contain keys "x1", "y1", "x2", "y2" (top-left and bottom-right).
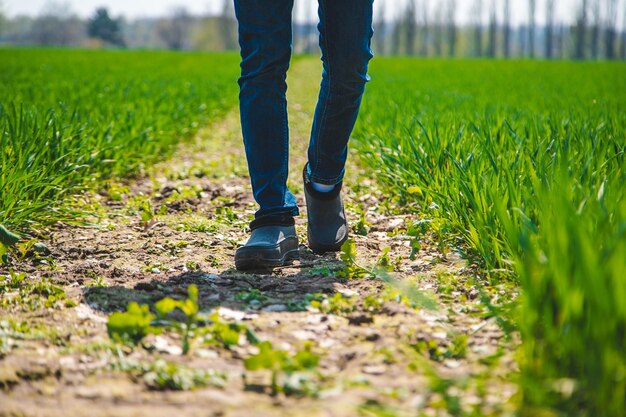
[{"x1": 0, "y1": 60, "x2": 517, "y2": 417}]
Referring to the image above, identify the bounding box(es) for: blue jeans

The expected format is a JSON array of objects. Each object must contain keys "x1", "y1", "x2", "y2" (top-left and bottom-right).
[{"x1": 234, "y1": 0, "x2": 374, "y2": 219}]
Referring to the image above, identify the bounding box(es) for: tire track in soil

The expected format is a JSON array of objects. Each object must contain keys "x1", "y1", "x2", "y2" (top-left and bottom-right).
[{"x1": 0, "y1": 59, "x2": 517, "y2": 417}]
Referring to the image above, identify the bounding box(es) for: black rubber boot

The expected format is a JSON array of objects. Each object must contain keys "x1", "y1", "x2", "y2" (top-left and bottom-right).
[
  {"x1": 234, "y1": 216, "x2": 299, "y2": 271},
  {"x1": 303, "y1": 164, "x2": 349, "y2": 254}
]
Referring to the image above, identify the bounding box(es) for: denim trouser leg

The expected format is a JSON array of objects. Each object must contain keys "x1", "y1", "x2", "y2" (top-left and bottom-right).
[
  {"x1": 234, "y1": 0, "x2": 298, "y2": 219},
  {"x1": 308, "y1": 0, "x2": 374, "y2": 186},
  {"x1": 234, "y1": 0, "x2": 373, "y2": 217}
]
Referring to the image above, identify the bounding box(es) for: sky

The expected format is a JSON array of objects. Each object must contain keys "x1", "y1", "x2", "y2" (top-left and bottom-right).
[{"x1": 2, "y1": 0, "x2": 622, "y2": 27}]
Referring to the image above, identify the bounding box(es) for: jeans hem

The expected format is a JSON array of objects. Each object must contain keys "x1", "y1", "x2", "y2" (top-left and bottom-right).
[
  {"x1": 307, "y1": 172, "x2": 344, "y2": 186},
  {"x1": 255, "y1": 206, "x2": 300, "y2": 219}
]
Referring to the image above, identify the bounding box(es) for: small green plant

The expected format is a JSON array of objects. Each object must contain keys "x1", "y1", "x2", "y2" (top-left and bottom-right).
[
  {"x1": 85, "y1": 275, "x2": 108, "y2": 288},
  {"x1": 287, "y1": 293, "x2": 326, "y2": 311},
  {"x1": 337, "y1": 239, "x2": 370, "y2": 279},
  {"x1": 215, "y1": 206, "x2": 238, "y2": 224},
  {"x1": 107, "y1": 286, "x2": 258, "y2": 354},
  {"x1": 112, "y1": 356, "x2": 226, "y2": 391},
  {"x1": 235, "y1": 288, "x2": 268, "y2": 305},
  {"x1": 244, "y1": 341, "x2": 320, "y2": 396},
  {"x1": 310, "y1": 293, "x2": 356, "y2": 315},
  {"x1": 354, "y1": 207, "x2": 370, "y2": 236},
  {"x1": 0, "y1": 224, "x2": 20, "y2": 264},
  {"x1": 153, "y1": 285, "x2": 200, "y2": 355},
  {"x1": 406, "y1": 219, "x2": 430, "y2": 260},
  {"x1": 203, "y1": 311, "x2": 259, "y2": 349},
  {"x1": 184, "y1": 261, "x2": 200, "y2": 271},
  {"x1": 172, "y1": 215, "x2": 219, "y2": 233},
  {"x1": 376, "y1": 247, "x2": 394, "y2": 272},
  {"x1": 105, "y1": 182, "x2": 130, "y2": 202},
  {"x1": 0, "y1": 272, "x2": 75, "y2": 311},
  {"x1": 107, "y1": 302, "x2": 156, "y2": 346},
  {"x1": 305, "y1": 266, "x2": 332, "y2": 276}
]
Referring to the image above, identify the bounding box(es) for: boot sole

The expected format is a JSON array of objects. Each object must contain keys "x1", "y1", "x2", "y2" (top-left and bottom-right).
[
  {"x1": 234, "y1": 238, "x2": 300, "y2": 271},
  {"x1": 307, "y1": 229, "x2": 348, "y2": 255}
]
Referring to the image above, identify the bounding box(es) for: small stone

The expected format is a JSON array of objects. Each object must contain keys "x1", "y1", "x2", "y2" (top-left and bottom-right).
[
  {"x1": 152, "y1": 335, "x2": 183, "y2": 355},
  {"x1": 338, "y1": 288, "x2": 359, "y2": 297},
  {"x1": 347, "y1": 313, "x2": 374, "y2": 326},
  {"x1": 444, "y1": 359, "x2": 461, "y2": 369},
  {"x1": 467, "y1": 288, "x2": 479, "y2": 299},
  {"x1": 216, "y1": 307, "x2": 246, "y2": 321},
  {"x1": 261, "y1": 304, "x2": 288, "y2": 312},
  {"x1": 59, "y1": 356, "x2": 76, "y2": 368},
  {"x1": 292, "y1": 330, "x2": 316, "y2": 340},
  {"x1": 364, "y1": 332, "x2": 381, "y2": 342},
  {"x1": 0, "y1": 365, "x2": 19, "y2": 390},
  {"x1": 200, "y1": 273, "x2": 219, "y2": 281},
  {"x1": 195, "y1": 349, "x2": 219, "y2": 359},
  {"x1": 362, "y1": 365, "x2": 386, "y2": 375}
]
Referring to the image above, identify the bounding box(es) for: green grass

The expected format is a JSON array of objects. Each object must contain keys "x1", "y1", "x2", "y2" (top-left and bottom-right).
[
  {"x1": 0, "y1": 48, "x2": 239, "y2": 231},
  {"x1": 354, "y1": 59, "x2": 626, "y2": 416}
]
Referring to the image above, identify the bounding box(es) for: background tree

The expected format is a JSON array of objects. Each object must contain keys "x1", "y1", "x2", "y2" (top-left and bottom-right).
[
  {"x1": 391, "y1": 8, "x2": 402, "y2": 55},
  {"x1": 218, "y1": 0, "x2": 237, "y2": 50},
  {"x1": 0, "y1": 0, "x2": 6, "y2": 38},
  {"x1": 375, "y1": 0, "x2": 388, "y2": 55},
  {"x1": 157, "y1": 7, "x2": 191, "y2": 50},
  {"x1": 405, "y1": 0, "x2": 417, "y2": 55},
  {"x1": 473, "y1": 0, "x2": 484, "y2": 57},
  {"x1": 546, "y1": 0, "x2": 556, "y2": 58},
  {"x1": 87, "y1": 8, "x2": 125, "y2": 47},
  {"x1": 446, "y1": 0, "x2": 457, "y2": 57},
  {"x1": 419, "y1": 0, "x2": 430, "y2": 56},
  {"x1": 487, "y1": 0, "x2": 497, "y2": 57},
  {"x1": 503, "y1": 0, "x2": 512, "y2": 57},
  {"x1": 433, "y1": 7, "x2": 444, "y2": 56},
  {"x1": 575, "y1": 0, "x2": 589, "y2": 59},
  {"x1": 602, "y1": 0, "x2": 618, "y2": 59},
  {"x1": 621, "y1": 5, "x2": 626, "y2": 59},
  {"x1": 590, "y1": 0, "x2": 601, "y2": 58},
  {"x1": 31, "y1": 1, "x2": 84, "y2": 46},
  {"x1": 528, "y1": 0, "x2": 537, "y2": 57}
]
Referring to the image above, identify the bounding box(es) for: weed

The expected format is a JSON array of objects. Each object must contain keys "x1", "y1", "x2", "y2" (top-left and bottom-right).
[
  {"x1": 0, "y1": 49, "x2": 238, "y2": 231},
  {"x1": 107, "y1": 302, "x2": 156, "y2": 346},
  {"x1": 171, "y1": 215, "x2": 219, "y2": 233},
  {"x1": 112, "y1": 355, "x2": 226, "y2": 391},
  {"x1": 376, "y1": 247, "x2": 395, "y2": 272},
  {"x1": 310, "y1": 293, "x2": 356, "y2": 315},
  {"x1": 244, "y1": 341, "x2": 320, "y2": 396},
  {"x1": 337, "y1": 239, "x2": 371, "y2": 279},
  {"x1": 356, "y1": 59, "x2": 625, "y2": 415},
  {"x1": 85, "y1": 275, "x2": 108, "y2": 288},
  {"x1": 287, "y1": 293, "x2": 326, "y2": 312},
  {"x1": 235, "y1": 288, "x2": 268, "y2": 306},
  {"x1": 0, "y1": 271, "x2": 75, "y2": 311}
]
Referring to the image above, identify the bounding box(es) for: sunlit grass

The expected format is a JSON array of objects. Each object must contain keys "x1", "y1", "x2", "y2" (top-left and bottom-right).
[
  {"x1": 0, "y1": 48, "x2": 240, "y2": 231},
  {"x1": 355, "y1": 58, "x2": 626, "y2": 416}
]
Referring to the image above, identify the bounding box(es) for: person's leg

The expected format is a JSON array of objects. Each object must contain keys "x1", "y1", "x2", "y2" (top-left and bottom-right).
[
  {"x1": 233, "y1": 0, "x2": 299, "y2": 270},
  {"x1": 307, "y1": 0, "x2": 374, "y2": 186},
  {"x1": 303, "y1": 0, "x2": 374, "y2": 254},
  {"x1": 234, "y1": 0, "x2": 298, "y2": 219}
]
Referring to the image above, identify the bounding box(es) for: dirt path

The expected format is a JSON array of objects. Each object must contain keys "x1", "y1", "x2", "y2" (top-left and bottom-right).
[{"x1": 0, "y1": 59, "x2": 516, "y2": 417}]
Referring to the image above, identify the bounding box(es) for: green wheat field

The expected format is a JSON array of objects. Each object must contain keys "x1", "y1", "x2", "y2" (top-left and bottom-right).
[{"x1": 1, "y1": 49, "x2": 625, "y2": 417}]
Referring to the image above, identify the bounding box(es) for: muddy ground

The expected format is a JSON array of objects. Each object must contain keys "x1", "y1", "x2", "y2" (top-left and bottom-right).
[{"x1": 0, "y1": 60, "x2": 517, "y2": 417}]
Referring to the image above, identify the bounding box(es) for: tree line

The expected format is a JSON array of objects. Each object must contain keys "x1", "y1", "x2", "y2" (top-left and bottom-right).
[
  {"x1": 369, "y1": 0, "x2": 626, "y2": 59},
  {"x1": 0, "y1": 0, "x2": 624, "y2": 60},
  {"x1": 0, "y1": 1, "x2": 237, "y2": 51}
]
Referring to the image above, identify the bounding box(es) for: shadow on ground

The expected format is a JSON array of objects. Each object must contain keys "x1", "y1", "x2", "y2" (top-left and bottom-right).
[{"x1": 82, "y1": 246, "x2": 346, "y2": 313}]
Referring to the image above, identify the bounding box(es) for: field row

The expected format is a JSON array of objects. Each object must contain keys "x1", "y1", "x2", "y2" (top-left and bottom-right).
[
  {"x1": 1, "y1": 50, "x2": 625, "y2": 416},
  {"x1": 354, "y1": 59, "x2": 626, "y2": 416},
  {"x1": 0, "y1": 49, "x2": 239, "y2": 231}
]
